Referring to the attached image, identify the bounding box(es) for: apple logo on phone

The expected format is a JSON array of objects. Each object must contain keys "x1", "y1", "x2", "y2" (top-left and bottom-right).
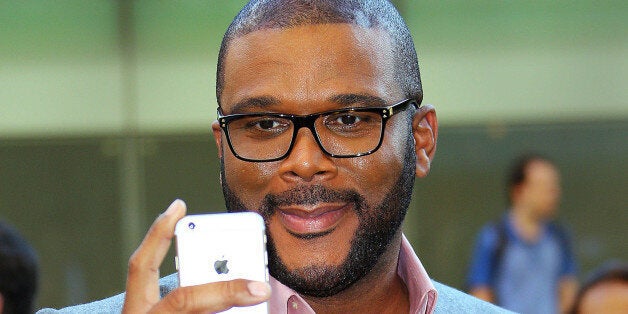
[{"x1": 214, "y1": 259, "x2": 229, "y2": 274}]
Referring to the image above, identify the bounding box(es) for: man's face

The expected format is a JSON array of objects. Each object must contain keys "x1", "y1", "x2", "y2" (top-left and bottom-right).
[
  {"x1": 579, "y1": 280, "x2": 628, "y2": 313},
  {"x1": 214, "y1": 24, "x2": 416, "y2": 296},
  {"x1": 519, "y1": 160, "x2": 562, "y2": 220}
]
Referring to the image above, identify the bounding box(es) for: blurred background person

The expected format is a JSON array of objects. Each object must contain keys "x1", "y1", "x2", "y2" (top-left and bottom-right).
[
  {"x1": 0, "y1": 220, "x2": 39, "y2": 314},
  {"x1": 569, "y1": 260, "x2": 628, "y2": 314},
  {"x1": 466, "y1": 154, "x2": 578, "y2": 314}
]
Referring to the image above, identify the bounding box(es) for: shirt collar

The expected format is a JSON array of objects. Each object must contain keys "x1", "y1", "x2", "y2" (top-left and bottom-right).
[
  {"x1": 267, "y1": 234, "x2": 438, "y2": 314},
  {"x1": 398, "y1": 234, "x2": 438, "y2": 313}
]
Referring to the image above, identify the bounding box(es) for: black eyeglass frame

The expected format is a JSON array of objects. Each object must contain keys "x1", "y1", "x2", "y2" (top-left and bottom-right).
[{"x1": 217, "y1": 98, "x2": 419, "y2": 162}]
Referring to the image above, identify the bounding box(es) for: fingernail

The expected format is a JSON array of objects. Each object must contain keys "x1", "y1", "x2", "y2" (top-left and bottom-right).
[
  {"x1": 247, "y1": 281, "x2": 270, "y2": 297},
  {"x1": 165, "y1": 199, "x2": 183, "y2": 215}
]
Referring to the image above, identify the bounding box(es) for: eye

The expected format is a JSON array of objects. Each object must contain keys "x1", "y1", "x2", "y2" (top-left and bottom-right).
[
  {"x1": 255, "y1": 119, "x2": 281, "y2": 130},
  {"x1": 240, "y1": 116, "x2": 291, "y2": 135},
  {"x1": 330, "y1": 113, "x2": 364, "y2": 126},
  {"x1": 336, "y1": 114, "x2": 360, "y2": 125},
  {"x1": 322, "y1": 111, "x2": 381, "y2": 136},
  {"x1": 325, "y1": 111, "x2": 378, "y2": 127}
]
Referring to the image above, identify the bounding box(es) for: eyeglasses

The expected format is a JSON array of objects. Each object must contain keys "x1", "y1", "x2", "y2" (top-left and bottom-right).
[{"x1": 217, "y1": 99, "x2": 419, "y2": 162}]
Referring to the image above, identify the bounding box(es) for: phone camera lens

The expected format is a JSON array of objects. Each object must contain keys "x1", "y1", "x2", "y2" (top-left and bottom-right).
[{"x1": 188, "y1": 222, "x2": 195, "y2": 230}]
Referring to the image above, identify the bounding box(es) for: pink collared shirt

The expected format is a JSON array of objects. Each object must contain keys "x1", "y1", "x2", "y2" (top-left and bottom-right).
[{"x1": 267, "y1": 234, "x2": 438, "y2": 314}]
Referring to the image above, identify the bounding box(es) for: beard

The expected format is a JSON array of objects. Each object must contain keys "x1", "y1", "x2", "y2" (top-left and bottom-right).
[{"x1": 220, "y1": 136, "x2": 416, "y2": 297}]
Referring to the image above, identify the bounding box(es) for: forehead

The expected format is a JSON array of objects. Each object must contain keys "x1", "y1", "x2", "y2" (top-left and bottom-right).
[
  {"x1": 581, "y1": 281, "x2": 628, "y2": 311},
  {"x1": 525, "y1": 161, "x2": 559, "y2": 180},
  {"x1": 220, "y1": 23, "x2": 401, "y2": 113}
]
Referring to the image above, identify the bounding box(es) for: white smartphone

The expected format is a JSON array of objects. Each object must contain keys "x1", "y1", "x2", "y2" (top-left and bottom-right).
[{"x1": 174, "y1": 212, "x2": 269, "y2": 314}]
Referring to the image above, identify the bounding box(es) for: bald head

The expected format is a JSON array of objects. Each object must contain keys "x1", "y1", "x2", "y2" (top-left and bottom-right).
[{"x1": 216, "y1": 0, "x2": 422, "y2": 106}]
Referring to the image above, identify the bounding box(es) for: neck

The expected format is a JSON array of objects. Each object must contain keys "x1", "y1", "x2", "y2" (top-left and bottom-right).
[
  {"x1": 302, "y1": 233, "x2": 409, "y2": 314},
  {"x1": 511, "y1": 205, "x2": 544, "y2": 242}
]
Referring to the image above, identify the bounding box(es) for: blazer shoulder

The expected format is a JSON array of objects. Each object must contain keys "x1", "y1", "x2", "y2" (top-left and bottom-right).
[
  {"x1": 432, "y1": 280, "x2": 514, "y2": 314},
  {"x1": 36, "y1": 273, "x2": 179, "y2": 314}
]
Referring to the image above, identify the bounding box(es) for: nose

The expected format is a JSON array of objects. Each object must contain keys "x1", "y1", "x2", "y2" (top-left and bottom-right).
[{"x1": 278, "y1": 128, "x2": 337, "y2": 183}]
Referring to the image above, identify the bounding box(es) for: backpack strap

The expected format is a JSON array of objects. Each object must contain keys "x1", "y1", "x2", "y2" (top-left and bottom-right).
[
  {"x1": 489, "y1": 219, "x2": 508, "y2": 285},
  {"x1": 547, "y1": 221, "x2": 573, "y2": 273}
]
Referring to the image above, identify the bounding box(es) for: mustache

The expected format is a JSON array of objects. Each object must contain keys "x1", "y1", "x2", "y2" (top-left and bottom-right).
[{"x1": 258, "y1": 185, "x2": 365, "y2": 219}]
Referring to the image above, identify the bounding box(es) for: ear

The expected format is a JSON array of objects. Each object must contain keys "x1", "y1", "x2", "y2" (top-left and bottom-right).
[
  {"x1": 412, "y1": 104, "x2": 438, "y2": 178},
  {"x1": 211, "y1": 120, "x2": 224, "y2": 159},
  {"x1": 510, "y1": 184, "x2": 522, "y2": 205}
]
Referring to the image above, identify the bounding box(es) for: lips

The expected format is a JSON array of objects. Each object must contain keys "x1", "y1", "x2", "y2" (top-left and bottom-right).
[{"x1": 277, "y1": 203, "x2": 349, "y2": 237}]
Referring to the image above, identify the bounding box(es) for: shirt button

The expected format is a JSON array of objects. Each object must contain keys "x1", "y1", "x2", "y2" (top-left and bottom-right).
[{"x1": 288, "y1": 295, "x2": 300, "y2": 312}]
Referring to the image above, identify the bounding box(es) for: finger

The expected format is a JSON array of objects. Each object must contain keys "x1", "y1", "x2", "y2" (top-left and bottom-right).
[
  {"x1": 122, "y1": 199, "x2": 187, "y2": 313},
  {"x1": 149, "y1": 279, "x2": 271, "y2": 313}
]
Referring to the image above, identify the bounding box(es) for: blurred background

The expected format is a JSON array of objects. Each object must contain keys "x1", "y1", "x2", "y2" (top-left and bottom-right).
[{"x1": 0, "y1": 0, "x2": 626, "y2": 309}]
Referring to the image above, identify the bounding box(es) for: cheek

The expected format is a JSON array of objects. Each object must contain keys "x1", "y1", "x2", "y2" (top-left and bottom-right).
[
  {"x1": 224, "y1": 156, "x2": 277, "y2": 204},
  {"x1": 344, "y1": 138, "x2": 406, "y2": 197},
  {"x1": 360, "y1": 123, "x2": 408, "y2": 177}
]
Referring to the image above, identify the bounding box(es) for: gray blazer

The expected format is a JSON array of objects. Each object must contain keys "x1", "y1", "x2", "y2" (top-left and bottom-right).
[{"x1": 37, "y1": 273, "x2": 511, "y2": 313}]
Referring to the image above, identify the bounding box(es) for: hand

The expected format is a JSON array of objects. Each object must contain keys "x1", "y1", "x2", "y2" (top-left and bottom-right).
[{"x1": 122, "y1": 199, "x2": 271, "y2": 313}]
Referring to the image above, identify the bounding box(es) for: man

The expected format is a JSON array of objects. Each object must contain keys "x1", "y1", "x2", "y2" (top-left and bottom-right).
[
  {"x1": 570, "y1": 261, "x2": 628, "y2": 314},
  {"x1": 467, "y1": 154, "x2": 578, "y2": 314},
  {"x1": 0, "y1": 220, "x2": 39, "y2": 314},
  {"x1": 39, "y1": 0, "x2": 506, "y2": 313}
]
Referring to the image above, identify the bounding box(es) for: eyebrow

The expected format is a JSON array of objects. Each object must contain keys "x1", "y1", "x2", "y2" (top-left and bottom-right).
[
  {"x1": 226, "y1": 93, "x2": 388, "y2": 114},
  {"x1": 328, "y1": 94, "x2": 388, "y2": 108},
  {"x1": 227, "y1": 96, "x2": 280, "y2": 114}
]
